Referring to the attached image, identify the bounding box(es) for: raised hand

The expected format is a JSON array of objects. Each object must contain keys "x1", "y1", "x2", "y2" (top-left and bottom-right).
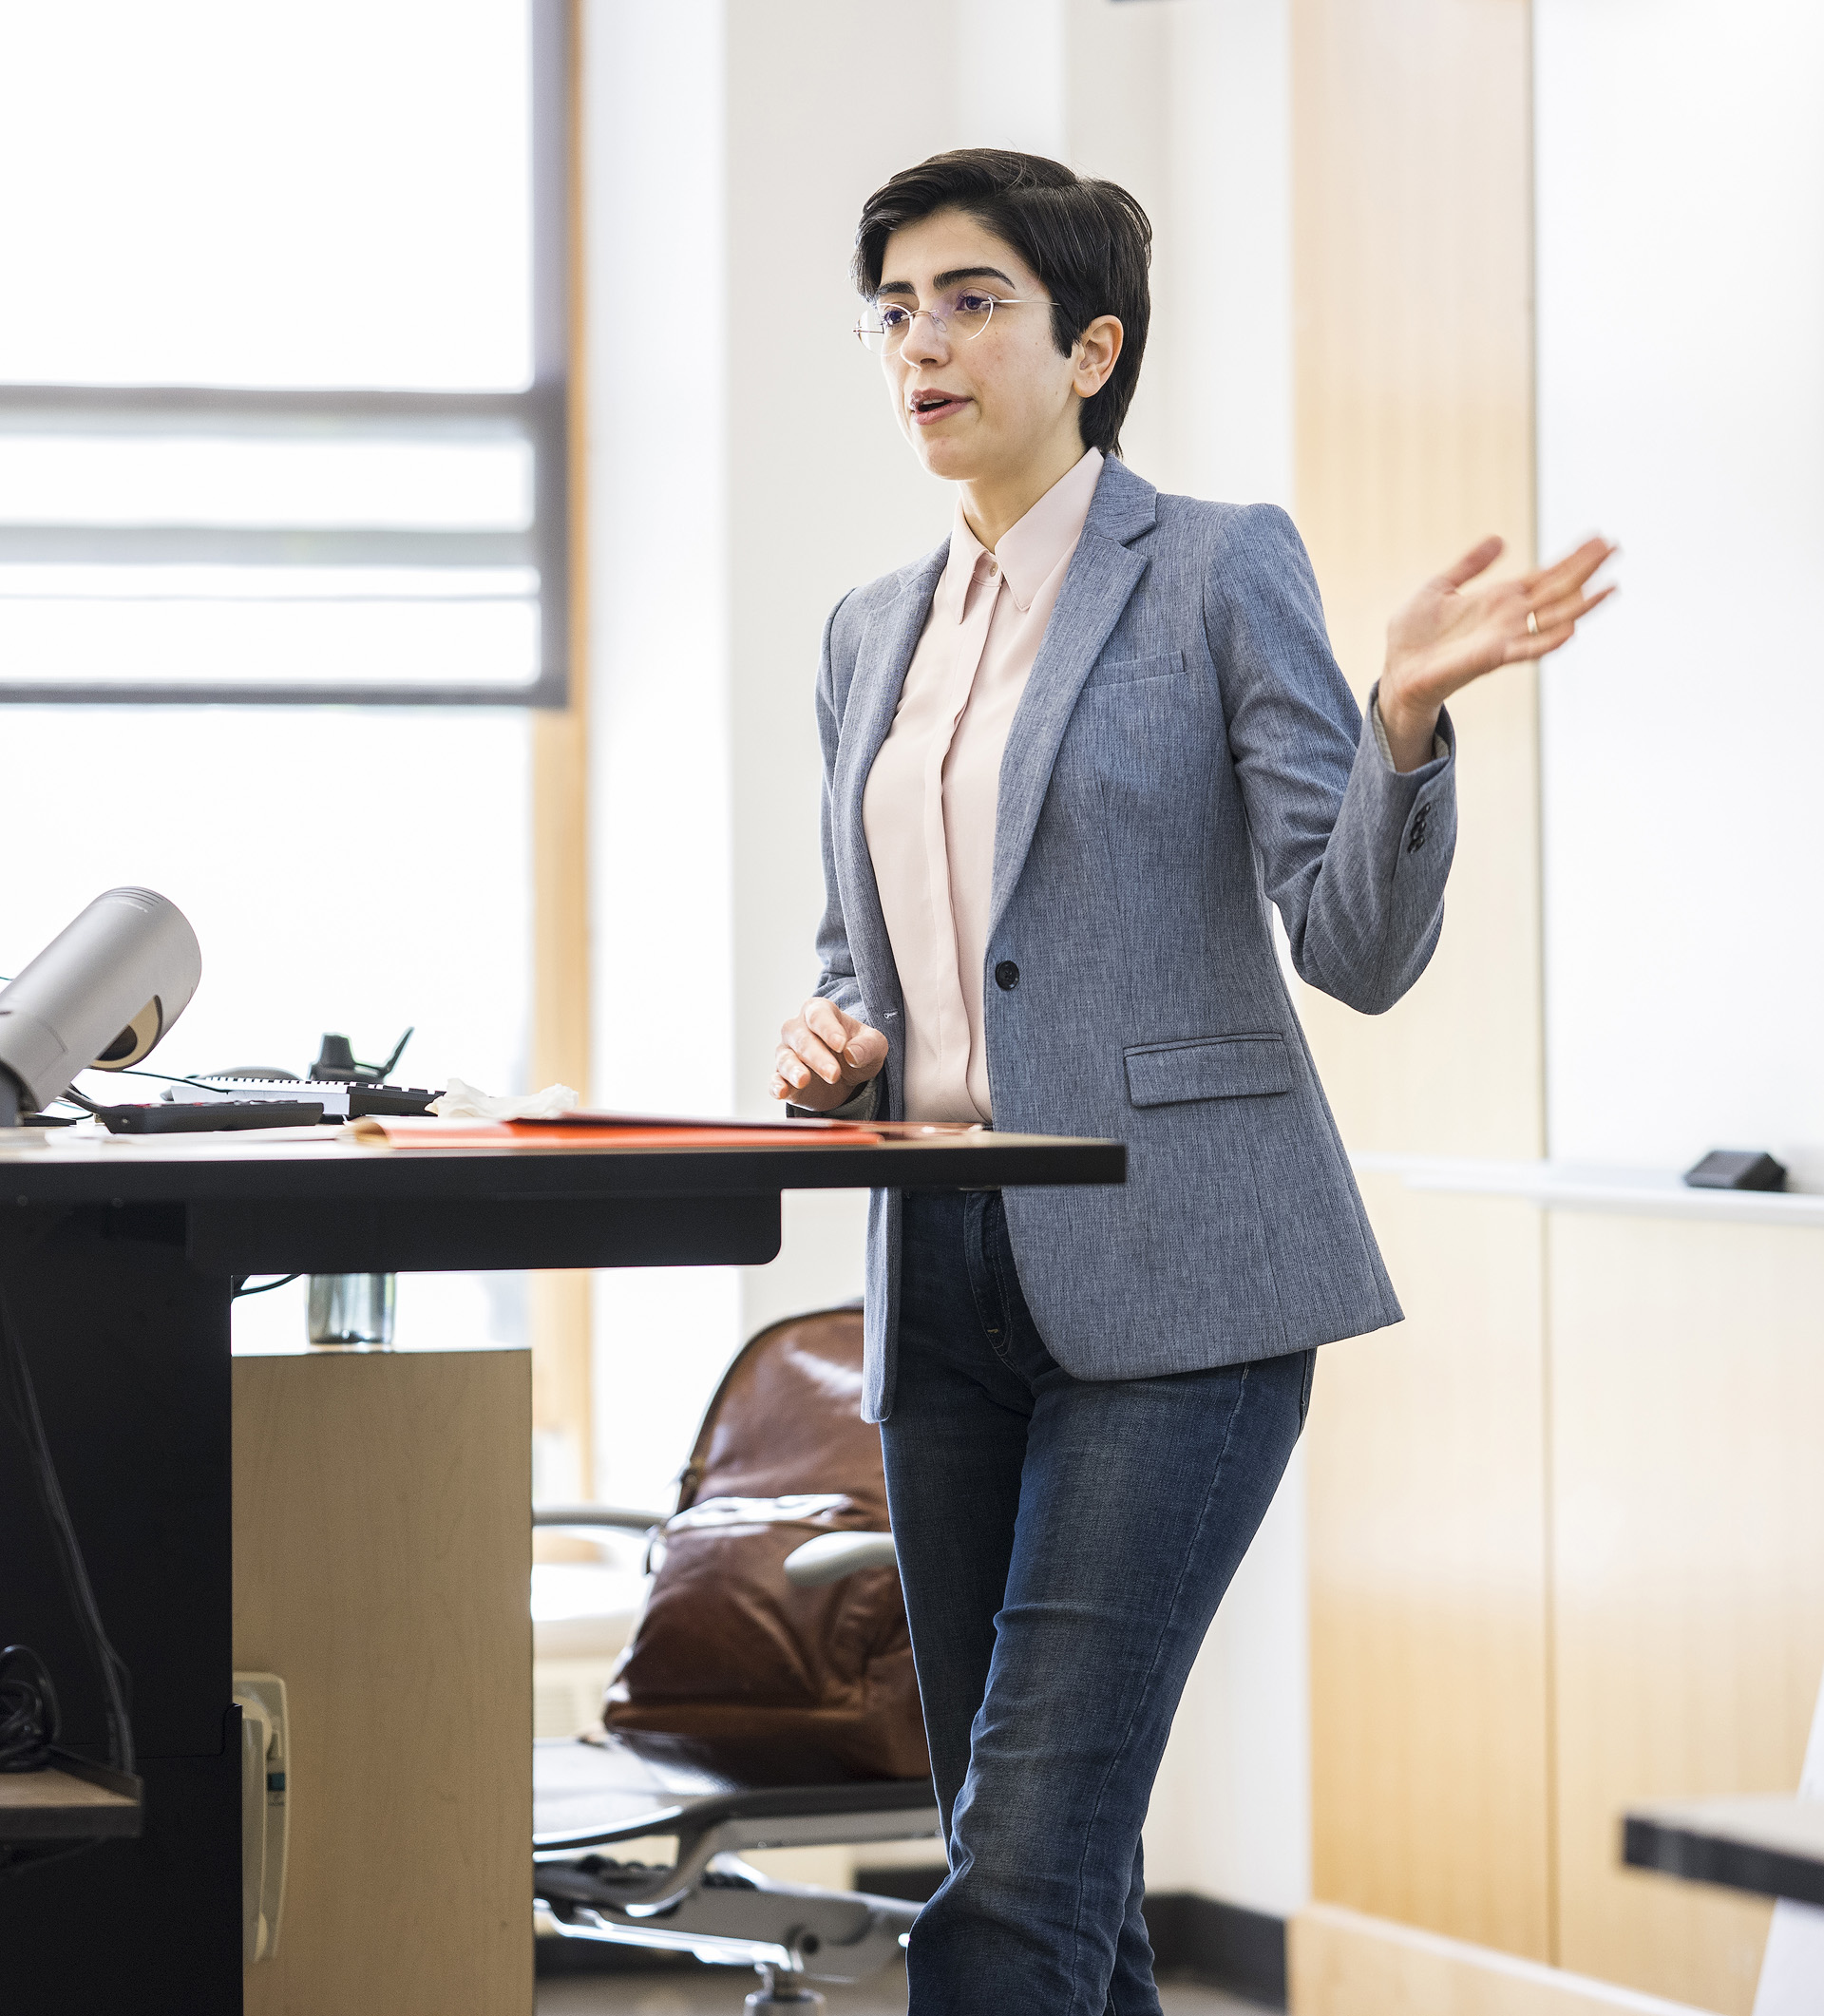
[
  {"x1": 1378, "y1": 534, "x2": 1617, "y2": 770},
  {"x1": 770, "y1": 997, "x2": 888, "y2": 1112}
]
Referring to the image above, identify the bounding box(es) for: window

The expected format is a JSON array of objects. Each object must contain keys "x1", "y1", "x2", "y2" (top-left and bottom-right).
[
  {"x1": 0, "y1": 2, "x2": 554, "y2": 1357},
  {"x1": 0, "y1": 0, "x2": 569, "y2": 703}
]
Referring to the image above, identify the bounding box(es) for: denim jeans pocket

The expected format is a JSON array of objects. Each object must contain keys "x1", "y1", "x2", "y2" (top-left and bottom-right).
[{"x1": 979, "y1": 1193, "x2": 1058, "y2": 1381}]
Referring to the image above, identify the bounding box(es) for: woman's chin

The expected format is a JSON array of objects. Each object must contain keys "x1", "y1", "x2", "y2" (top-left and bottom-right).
[{"x1": 914, "y1": 434, "x2": 989, "y2": 484}]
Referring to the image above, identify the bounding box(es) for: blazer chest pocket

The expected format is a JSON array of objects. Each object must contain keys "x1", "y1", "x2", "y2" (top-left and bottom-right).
[
  {"x1": 1086, "y1": 648, "x2": 1183, "y2": 689},
  {"x1": 1123, "y1": 1034, "x2": 1293, "y2": 1109}
]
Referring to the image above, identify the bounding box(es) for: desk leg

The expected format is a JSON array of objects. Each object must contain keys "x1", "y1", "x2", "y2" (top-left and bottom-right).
[{"x1": 0, "y1": 1206, "x2": 239, "y2": 2015}]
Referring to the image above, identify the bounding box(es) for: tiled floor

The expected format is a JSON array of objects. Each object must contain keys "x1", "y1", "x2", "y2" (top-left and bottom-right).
[{"x1": 537, "y1": 1958, "x2": 1264, "y2": 2015}]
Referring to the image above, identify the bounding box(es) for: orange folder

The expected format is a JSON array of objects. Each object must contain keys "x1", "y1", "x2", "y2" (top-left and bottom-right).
[{"x1": 349, "y1": 1115, "x2": 885, "y2": 1151}]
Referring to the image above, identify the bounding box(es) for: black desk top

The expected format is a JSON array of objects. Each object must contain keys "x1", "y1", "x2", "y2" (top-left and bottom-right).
[
  {"x1": 1624, "y1": 1796, "x2": 1824, "y2": 1908},
  {"x1": 0, "y1": 1122, "x2": 1124, "y2": 1207},
  {"x1": 0, "y1": 1123, "x2": 1124, "y2": 1275}
]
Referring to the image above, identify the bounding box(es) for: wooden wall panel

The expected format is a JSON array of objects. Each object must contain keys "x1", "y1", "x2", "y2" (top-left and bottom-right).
[
  {"x1": 1297, "y1": 10, "x2": 1822, "y2": 2010},
  {"x1": 235, "y1": 1350, "x2": 532, "y2": 2016},
  {"x1": 1547, "y1": 1213, "x2": 1824, "y2": 2014},
  {"x1": 1290, "y1": 1904, "x2": 1714, "y2": 2016},
  {"x1": 1307, "y1": 1175, "x2": 1552, "y2": 1956},
  {"x1": 1291, "y1": 0, "x2": 1541, "y2": 1162}
]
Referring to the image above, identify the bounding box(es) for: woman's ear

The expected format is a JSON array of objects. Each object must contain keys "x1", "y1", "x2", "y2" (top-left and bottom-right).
[{"x1": 1073, "y1": 314, "x2": 1125, "y2": 400}]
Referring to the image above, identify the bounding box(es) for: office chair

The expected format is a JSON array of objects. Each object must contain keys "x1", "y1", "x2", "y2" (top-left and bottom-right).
[{"x1": 531, "y1": 1304, "x2": 940, "y2": 2012}]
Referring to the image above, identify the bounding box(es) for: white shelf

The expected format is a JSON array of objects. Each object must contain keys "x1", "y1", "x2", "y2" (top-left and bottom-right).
[{"x1": 1351, "y1": 1153, "x2": 1824, "y2": 1227}]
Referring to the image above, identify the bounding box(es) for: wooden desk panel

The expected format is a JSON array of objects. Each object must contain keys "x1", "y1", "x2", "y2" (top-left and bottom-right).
[{"x1": 234, "y1": 1349, "x2": 532, "y2": 2016}]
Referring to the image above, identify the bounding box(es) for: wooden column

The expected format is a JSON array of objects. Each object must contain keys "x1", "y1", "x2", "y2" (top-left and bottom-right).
[
  {"x1": 1290, "y1": 0, "x2": 1541, "y2": 1162},
  {"x1": 1292, "y1": 0, "x2": 1552, "y2": 1967}
]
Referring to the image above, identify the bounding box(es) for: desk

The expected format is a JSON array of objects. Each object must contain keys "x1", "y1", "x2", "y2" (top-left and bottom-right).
[
  {"x1": 1624, "y1": 1797, "x2": 1824, "y2": 1909},
  {"x1": 0, "y1": 1124, "x2": 1121, "y2": 2014}
]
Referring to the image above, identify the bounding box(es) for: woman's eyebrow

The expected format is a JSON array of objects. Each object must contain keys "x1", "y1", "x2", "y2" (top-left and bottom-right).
[
  {"x1": 934, "y1": 266, "x2": 1017, "y2": 290},
  {"x1": 875, "y1": 266, "x2": 1019, "y2": 297}
]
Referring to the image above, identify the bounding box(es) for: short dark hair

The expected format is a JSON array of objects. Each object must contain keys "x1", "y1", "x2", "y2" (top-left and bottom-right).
[{"x1": 853, "y1": 149, "x2": 1152, "y2": 458}]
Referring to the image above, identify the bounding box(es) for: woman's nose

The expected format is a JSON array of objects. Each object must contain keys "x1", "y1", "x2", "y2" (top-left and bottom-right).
[{"x1": 901, "y1": 309, "x2": 950, "y2": 365}]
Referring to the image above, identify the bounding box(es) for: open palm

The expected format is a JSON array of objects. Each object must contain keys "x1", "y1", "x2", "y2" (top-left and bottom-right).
[{"x1": 1379, "y1": 533, "x2": 1616, "y2": 764}]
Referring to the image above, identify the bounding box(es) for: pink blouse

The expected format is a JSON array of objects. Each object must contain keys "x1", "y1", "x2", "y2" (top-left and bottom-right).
[{"x1": 863, "y1": 448, "x2": 1105, "y2": 1123}]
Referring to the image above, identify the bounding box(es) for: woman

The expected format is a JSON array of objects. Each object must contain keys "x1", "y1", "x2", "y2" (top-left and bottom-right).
[{"x1": 771, "y1": 150, "x2": 1609, "y2": 2015}]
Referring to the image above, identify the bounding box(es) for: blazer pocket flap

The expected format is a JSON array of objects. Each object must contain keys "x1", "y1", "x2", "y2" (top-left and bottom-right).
[
  {"x1": 1087, "y1": 649, "x2": 1184, "y2": 688},
  {"x1": 1124, "y1": 1035, "x2": 1293, "y2": 1108}
]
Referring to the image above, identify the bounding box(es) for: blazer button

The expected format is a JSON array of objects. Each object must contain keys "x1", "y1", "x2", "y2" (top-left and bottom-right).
[
  {"x1": 994, "y1": 960, "x2": 1020, "y2": 992},
  {"x1": 1406, "y1": 808, "x2": 1430, "y2": 854}
]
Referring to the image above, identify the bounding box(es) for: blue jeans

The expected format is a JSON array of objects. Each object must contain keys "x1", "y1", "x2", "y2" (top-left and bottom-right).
[{"x1": 881, "y1": 1189, "x2": 1313, "y2": 2016}]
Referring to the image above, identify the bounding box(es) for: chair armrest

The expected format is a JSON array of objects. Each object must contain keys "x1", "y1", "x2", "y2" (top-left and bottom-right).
[
  {"x1": 533, "y1": 1504, "x2": 667, "y2": 1533},
  {"x1": 783, "y1": 1531, "x2": 898, "y2": 1588}
]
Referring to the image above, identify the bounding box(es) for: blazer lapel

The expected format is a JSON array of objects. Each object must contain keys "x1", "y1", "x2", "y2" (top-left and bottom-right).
[
  {"x1": 989, "y1": 465, "x2": 1155, "y2": 937},
  {"x1": 831, "y1": 545, "x2": 947, "y2": 1025}
]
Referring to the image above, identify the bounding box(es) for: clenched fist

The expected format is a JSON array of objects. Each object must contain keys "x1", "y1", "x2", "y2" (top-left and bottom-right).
[{"x1": 770, "y1": 998, "x2": 888, "y2": 1113}]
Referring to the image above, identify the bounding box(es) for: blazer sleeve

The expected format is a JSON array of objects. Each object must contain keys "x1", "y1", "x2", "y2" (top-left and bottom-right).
[
  {"x1": 1204, "y1": 504, "x2": 1457, "y2": 1016},
  {"x1": 811, "y1": 589, "x2": 867, "y2": 1026},
  {"x1": 796, "y1": 589, "x2": 887, "y2": 1126}
]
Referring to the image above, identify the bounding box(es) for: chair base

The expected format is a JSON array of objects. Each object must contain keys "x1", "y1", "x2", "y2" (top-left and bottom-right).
[
  {"x1": 533, "y1": 1732, "x2": 932, "y2": 1987},
  {"x1": 748, "y1": 1964, "x2": 826, "y2": 2009}
]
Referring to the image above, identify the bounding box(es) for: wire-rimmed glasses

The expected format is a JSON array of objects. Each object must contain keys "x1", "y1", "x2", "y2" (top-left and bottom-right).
[{"x1": 853, "y1": 288, "x2": 1040, "y2": 356}]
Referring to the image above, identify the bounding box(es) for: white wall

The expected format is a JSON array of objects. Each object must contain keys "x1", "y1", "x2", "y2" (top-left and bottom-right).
[
  {"x1": 1536, "y1": 0, "x2": 1824, "y2": 1186},
  {"x1": 583, "y1": 0, "x2": 1308, "y2": 1915},
  {"x1": 1132, "y1": 0, "x2": 1308, "y2": 1918},
  {"x1": 583, "y1": 0, "x2": 743, "y2": 1507}
]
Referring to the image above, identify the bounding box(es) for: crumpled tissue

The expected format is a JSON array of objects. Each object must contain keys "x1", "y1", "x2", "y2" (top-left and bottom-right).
[{"x1": 428, "y1": 1076, "x2": 580, "y2": 1121}]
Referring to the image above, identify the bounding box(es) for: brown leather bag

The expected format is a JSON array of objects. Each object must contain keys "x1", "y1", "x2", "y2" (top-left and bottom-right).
[{"x1": 602, "y1": 1305, "x2": 930, "y2": 1785}]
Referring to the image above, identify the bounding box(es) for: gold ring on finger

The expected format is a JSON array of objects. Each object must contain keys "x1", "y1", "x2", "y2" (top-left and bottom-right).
[{"x1": 1527, "y1": 609, "x2": 1539, "y2": 636}]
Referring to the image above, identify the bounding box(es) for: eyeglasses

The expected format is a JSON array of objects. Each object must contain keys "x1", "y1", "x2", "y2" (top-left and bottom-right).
[{"x1": 853, "y1": 288, "x2": 1041, "y2": 356}]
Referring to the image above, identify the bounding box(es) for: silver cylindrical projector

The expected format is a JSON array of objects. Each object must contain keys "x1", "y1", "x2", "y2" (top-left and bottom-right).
[{"x1": 0, "y1": 888, "x2": 202, "y2": 1123}]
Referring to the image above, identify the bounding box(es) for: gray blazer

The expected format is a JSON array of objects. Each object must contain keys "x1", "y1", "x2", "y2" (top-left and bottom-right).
[{"x1": 813, "y1": 455, "x2": 1456, "y2": 1422}]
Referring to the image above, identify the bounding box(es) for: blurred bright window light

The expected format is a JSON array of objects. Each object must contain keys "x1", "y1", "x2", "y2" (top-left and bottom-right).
[
  {"x1": 0, "y1": 435, "x2": 536, "y2": 530},
  {"x1": 0, "y1": 0, "x2": 569, "y2": 705},
  {"x1": 0, "y1": 580, "x2": 540, "y2": 690},
  {"x1": 0, "y1": 1, "x2": 533, "y2": 390}
]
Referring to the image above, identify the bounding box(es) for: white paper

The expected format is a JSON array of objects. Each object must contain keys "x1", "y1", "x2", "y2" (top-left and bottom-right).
[{"x1": 426, "y1": 1075, "x2": 579, "y2": 1121}]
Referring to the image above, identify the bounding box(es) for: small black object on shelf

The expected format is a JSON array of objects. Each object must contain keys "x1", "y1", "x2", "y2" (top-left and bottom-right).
[
  {"x1": 310, "y1": 1033, "x2": 360, "y2": 1081},
  {"x1": 1682, "y1": 1149, "x2": 1788, "y2": 1192},
  {"x1": 311, "y1": 1027, "x2": 414, "y2": 1084}
]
